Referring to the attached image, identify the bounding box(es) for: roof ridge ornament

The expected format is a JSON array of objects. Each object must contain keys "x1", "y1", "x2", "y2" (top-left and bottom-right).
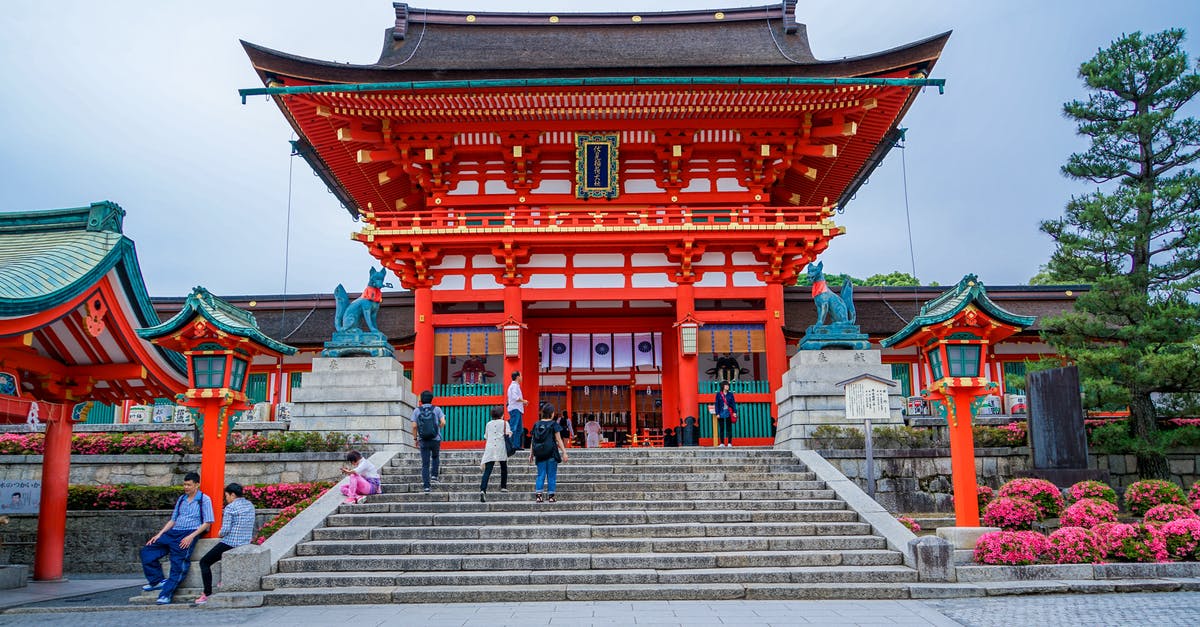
[
  {"x1": 782, "y1": 0, "x2": 797, "y2": 34},
  {"x1": 86, "y1": 201, "x2": 125, "y2": 234},
  {"x1": 393, "y1": 2, "x2": 409, "y2": 40}
]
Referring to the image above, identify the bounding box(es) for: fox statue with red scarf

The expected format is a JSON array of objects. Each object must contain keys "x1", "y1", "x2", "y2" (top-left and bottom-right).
[
  {"x1": 334, "y1": 267, "x2": 393, "y2": 333},
  {"x1": 806, "y1": 261, "x2": 856, "y2": 327}
]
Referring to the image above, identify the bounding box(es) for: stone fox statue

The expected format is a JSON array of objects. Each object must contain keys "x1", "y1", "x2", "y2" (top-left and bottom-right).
[
  {"x1": 806, "y1": 261, "x2": 856, "y2": 326},
  {"x1": 334, "y1": 267, "x2": 392, "y2": 333}
]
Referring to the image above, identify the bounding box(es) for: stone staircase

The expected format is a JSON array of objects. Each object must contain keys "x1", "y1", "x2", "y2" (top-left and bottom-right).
[{"x1": 260, "y1": 448, "x2": 918, "y2": 603}]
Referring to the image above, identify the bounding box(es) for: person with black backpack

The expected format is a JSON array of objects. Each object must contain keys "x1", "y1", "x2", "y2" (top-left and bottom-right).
[
  {"x1": 529, "y1": 404, "x2": 568, "y2": 503},
  {"x1": 410, "y1": 390, "x2": 446, "y2": 493}
]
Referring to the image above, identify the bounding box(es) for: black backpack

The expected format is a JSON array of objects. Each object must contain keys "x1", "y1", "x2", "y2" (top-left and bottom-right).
[
  {"x1": 530, "y1": 420, "x2": 557, "y2": 460},
  {"x1": 416, "y1": 405, "x2": 439, "y2": 441}
]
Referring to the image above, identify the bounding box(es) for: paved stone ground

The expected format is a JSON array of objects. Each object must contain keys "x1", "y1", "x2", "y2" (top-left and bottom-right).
[{"x1": 2, "y1": 593, "x2": 1199, "y2": 626}]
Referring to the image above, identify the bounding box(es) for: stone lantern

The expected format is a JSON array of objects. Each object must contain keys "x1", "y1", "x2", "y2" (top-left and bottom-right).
[
  {"x1": 138, "y1": 287, "x2": 295, "y2": 536},
  {"x1": 881, "y1": 275, "x2": 1034, "y2": 526}
]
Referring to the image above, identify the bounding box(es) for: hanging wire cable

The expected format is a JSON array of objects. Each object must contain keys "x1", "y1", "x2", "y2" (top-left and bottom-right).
[{"x1": 898, "y1": 129, "x2": 921, "y2": 311}]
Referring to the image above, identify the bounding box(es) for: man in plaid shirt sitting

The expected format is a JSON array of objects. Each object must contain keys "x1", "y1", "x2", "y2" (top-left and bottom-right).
[{"x1": 194, "y1": 482, "x2": 257, "y2": 605}]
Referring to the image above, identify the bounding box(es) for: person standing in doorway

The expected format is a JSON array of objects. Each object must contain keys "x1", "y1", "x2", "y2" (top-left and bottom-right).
[
  {"x1": 529, "y1": 404, "x2": 568, "y2": 503},
  {"x1": 715, "y1": 381, "x2": 737, "y2": 447},
  {"x1": 411, "y1": 390, "x2": 446, "y2": 492},
  {"x1": 479, "y1": 406, "x2": 511, "y2": 502},
  {"x1": 584, "y1": 415, "x2": 602, "y2": 448},
  {"x1": 140, "y1": 471, "x2": 213, "y2": 605},
  {"x1": 507, "y1": 371, "x2": 528, "y2": 450},
  {"x1": 194, "y1": 482, "x2": 256, "y2": 605}
]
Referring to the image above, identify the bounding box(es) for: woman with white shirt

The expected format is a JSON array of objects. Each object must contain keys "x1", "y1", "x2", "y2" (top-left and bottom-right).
[
  {"x1": 479, "y1": 406, "x2": 512, "y2": 502},
  {"x1": 340, "y1": 450, "x2": 381, "y2": 504}
]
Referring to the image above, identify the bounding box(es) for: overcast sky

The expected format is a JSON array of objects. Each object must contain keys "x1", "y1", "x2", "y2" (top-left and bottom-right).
[{"x1": 2, "y1": 1, "x2": 1197, "y2": 298}]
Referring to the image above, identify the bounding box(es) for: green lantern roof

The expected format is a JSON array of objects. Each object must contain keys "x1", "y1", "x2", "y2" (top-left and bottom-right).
[
  {"x1": 880, "y1": 274, "x2": 1037, "y2": 348},
  {"x1": 137, "y1": 286, "x2": 297, "y2": 356}
]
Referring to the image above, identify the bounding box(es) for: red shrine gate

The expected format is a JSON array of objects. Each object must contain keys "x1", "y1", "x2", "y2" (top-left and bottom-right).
[{"x1": 242, "y1": 2, "x2": 947, "y2": 444}]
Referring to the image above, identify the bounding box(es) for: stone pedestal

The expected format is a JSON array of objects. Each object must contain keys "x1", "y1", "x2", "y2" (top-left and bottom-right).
[
  {"x1": 774, "y1": 349, "x2": 905, "y2": 449},
  {"x1": 129, "y1": 537, "x2": 220, "y2": 604},
  {"x1": 290, "y1": 357, "x2": 417, "y2": 448}
]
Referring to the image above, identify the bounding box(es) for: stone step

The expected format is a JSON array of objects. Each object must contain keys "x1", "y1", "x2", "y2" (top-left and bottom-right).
[
  {"x1": 326, "y1": 509, "x2": 859, "y2": 528},
  {"x1": 369, "y1": 489, "x2": 836, "y2": 502},
  {"x1": 277, "y1": 549, "x2": 903, "y2": 573},
  {"x1": 261, "y1": 581, "x2": 915, "y2": 604},
  {"x1": 262, "y1": 565, "x2": 917, "y2": 590},
  {"x1": 376, "y1": 479, "x2": 827, "y2": 491},
  {"x1": 330, "y1": 499, "x2": 851, "y2": 516},
  {"x1": 387, "y1": 461, "x2": 804, "y2": 472},
  {"x1": 379, "y1": 470, "x2": 820, "y2": 480},
  {"x1": 311, "y1": 520, "x2": 874, "y2": 541},
  {"x1": 295, "y1": 535, "x2": 886, "y2": 556}
]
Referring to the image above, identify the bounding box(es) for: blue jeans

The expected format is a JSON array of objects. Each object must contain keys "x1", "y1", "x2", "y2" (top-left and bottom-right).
[
  {"x1": 140, "y1": 527, "x2": 198, "y2": 600},
  {"x1": 419, "y1": 439, "x2": 441, "y2": 489},
  {"x1": 508, "y1": 409, "x2": 524, "y2": 449},
  {"x1": 535, "y1": 457, "x2": 558, "y2": 494}
]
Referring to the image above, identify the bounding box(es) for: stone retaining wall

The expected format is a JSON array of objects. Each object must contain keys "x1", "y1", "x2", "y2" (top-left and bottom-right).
[
  {"x1": 820, "y1": 448, "x2": 1200, "y2": 513},
  {"x1": 0, "y1": 453, "x2": 345, "y2": 486},
  {"x1": 2, "y1": 510, "x2": 279, "y2": 574}
]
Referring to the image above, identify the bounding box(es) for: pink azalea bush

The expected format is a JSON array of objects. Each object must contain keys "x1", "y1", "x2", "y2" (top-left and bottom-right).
[
  {"x1": 973, "y1": 530, "x2": 1050, "y2": 565},
  {"x1": 1069, "y1": 480, "x2": 1118, "y2": 505},
  {"x1": 0, "y1": 433, "x2": 46, "y2": 454},
  {"x1": 1059, "y1": 498, "x2": 1119, "y2": 528},
  {"x1": 1189, "y1": 482, "x2": 1200, "y2": 508},
  {"x1": 1156, "y1": 518, "x2": 1200, "y2": 561},
  {"x1": 896, "y1": 516, "x2": 921, "y2": 534},
  {"x1": 950, "y1": 484, "x2": 995, "y2": 511},
  {"x1": 998, "y1": 478, "x2": 1064, "y2": 519},
  {"x1": 1143, "y1": 503, "x2": 1199, "y2": 527},
  {"x1": 982, "y1": 496, "x2": 1040, "y2": 530},
  {"x1": 1092, "y1": 522, "x2": 1136, "y2": 558},
  {"x1": 1107, "y1": 523, "x2": 1167, "y2": 562},
  {"x1": 1047, "y1": 527, "x2": 1105, "y2": 564},
  {"x1": 997, "y1": 421, "x2": 1028, "y2": 446},
  {"x1": 1124, "y1": 480, "x2": 1188, "y2": 517},
  {"x1": 243, "y1": 482, "x2": 333, "y2": 509}
]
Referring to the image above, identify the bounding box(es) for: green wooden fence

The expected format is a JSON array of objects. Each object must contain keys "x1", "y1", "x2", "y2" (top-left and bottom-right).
[
  {"x1": 434, "y1": 383, "x2": 502, "y2": 398},
  {"x1": 442, "y1": 404, "x2": 494, "y2": 441},
  {"x1": 890, "y1": 364, "x2": 912, "y2": 398},
  {"x1": 82, "y1": 403, "x2": 118, "y2": 424},
  {"x1": 698, "y1": 380, "x2": 769, "y2": 394},
  {"x1": 697, "y1": 401, "x2": 773, "y2": 439}
]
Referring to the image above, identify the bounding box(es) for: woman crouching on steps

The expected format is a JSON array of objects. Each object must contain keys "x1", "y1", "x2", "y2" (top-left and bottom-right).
[
  {"x1": 479, "y1": 406, "x2": 511, "y2": 502},
  {"x1": 529, "y1": 404, "x2": 568, "y2": 503},
  {"x1": 340, "y1": 450, "x2": 381, "y2": 504}
]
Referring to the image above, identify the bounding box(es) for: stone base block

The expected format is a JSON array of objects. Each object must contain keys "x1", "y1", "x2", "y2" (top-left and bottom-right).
[
  {"x1": 936, "y1": 527, "x2": 1000, "y2": 550},
  {"x1": 220, "y1": 544, "x2": 271, "y2": 592},
  {"x1": 1016, "y1": 468, "x2": 1110, "y2": 488},
  {"x1": 0, "y1": 564, "x2": 28, "y2": 589}
]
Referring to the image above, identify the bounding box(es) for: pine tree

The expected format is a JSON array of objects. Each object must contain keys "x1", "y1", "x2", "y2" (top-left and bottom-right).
[{"x1": 1040, "y1": 29, "x2": 1200, "y2": 479}]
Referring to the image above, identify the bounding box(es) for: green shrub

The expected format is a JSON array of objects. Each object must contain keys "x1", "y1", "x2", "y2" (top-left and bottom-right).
[
  {"x1": 872, "y1": 425, "x2": 943, "y2": 449},
  {"x1": 810, "y1": 425, "x2": 865, "y2": 449}
]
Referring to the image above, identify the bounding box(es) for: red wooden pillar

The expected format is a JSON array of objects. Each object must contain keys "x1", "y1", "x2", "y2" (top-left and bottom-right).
[
  {"x1": 412, "y1": 284, "x2": 434, "y2": 395},
  {"x1": 198, "y1": 401, "x2": 229, "y2": 537},
  {"x1": 33, "y1": 406, "x2": 70, "y2": 581},
  {"x1": 675, "y1": 282, "x2": 698, "y2": 436},
  {"x1": 660, "y1": 326, "x2": 679, "y2": 429},
  {"x1": 501, "y1": 283, "x2": 527, "y2": 429},
  {"x1": 947, "y1": 391, "x2": 981, "y2": 526},
  {"x1": 765, "y1": 280, "x2": 787, "y2": 412}
]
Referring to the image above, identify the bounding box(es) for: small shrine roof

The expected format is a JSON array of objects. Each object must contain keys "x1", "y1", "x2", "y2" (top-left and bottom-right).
[
  {"x1": 879, "y1": 275, "x2": 1039, "y2": 348},
  {"x1": 138, "y1": 287, "x2": 298, "y2": 356}
]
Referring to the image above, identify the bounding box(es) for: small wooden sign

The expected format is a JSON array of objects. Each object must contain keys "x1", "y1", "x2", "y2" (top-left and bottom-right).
[{"x1": 575, "y1": 133, "x2": 620, "y2": 199}]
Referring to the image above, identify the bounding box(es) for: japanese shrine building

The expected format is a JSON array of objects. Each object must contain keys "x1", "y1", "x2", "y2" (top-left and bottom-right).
[{"x1": 236, "y1": 2, "x2": 967, "y2": 444}]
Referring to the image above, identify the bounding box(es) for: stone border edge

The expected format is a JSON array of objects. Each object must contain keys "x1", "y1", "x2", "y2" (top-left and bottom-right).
[
  {"x1": 784, "y1": 446, "x2": 919, "y2": 568},
  {"x1": 220, "y1": 448, "x2": 404, "y2": 595}
]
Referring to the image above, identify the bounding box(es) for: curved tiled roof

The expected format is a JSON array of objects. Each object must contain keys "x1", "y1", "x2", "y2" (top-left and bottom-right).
[
  {"x1": 242, "y1": 3, "x2": 948, "y2": 83},
  {"x1": 0, "y1": 201, "x2": 188, "y2": 376}
]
